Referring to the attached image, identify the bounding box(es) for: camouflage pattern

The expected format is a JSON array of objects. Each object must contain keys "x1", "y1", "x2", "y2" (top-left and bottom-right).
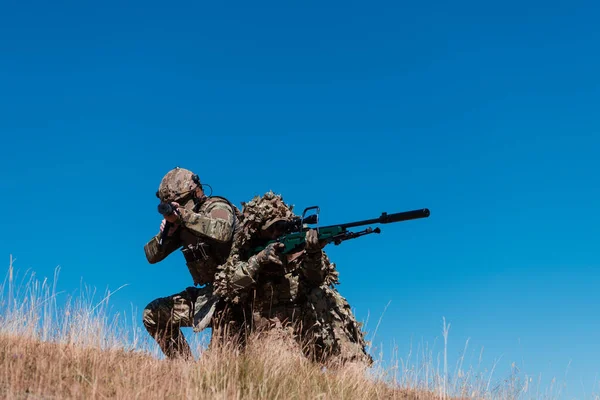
[
  {"x1": 144, "y1": 196, "x2": 239, "y2": 286},
  {"x1": 143, "y1": 168, "x2": 241, "y2": 359},
  {"x1": 156, "y1": 167, "x2": 198, "y2": 204},
  {"x1": 306, "y1": 285, "x2": 372, "y2": 365},
  {"x1": 177, "y1": 200, "x2": 236, "y2": 243},
  {"x1": 142, "y1": 285, "x2": 217, "y2": 360},
  {"x1": 233, "y1": 192, "x2": 295, "y2": 251},
  {"x1": 213, "y1": 191, "x2": 372, "y2": 366}
]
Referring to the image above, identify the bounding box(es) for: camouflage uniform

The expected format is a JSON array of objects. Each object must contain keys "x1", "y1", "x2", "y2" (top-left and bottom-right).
[
  {"x1": 142, "y1": 167, "x2": 240, "y2": 359},
  {"x1": 213, "y1": 192, "x2": 372, "y2": 366}
]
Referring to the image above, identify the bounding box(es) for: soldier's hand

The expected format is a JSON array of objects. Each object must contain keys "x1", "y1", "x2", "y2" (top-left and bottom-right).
[
  {"x1": 164, "y1": 202, "x2": 181, "y2": 223},
  {"x1": 159, "y1": 218, "x2": 179, "y2": 237},
  {"x1": 255, "y1": 242, "x2": 285, "y2": 266},
  {"x1": 305, "y1": 229, "x2": 322, "y2": 253}
]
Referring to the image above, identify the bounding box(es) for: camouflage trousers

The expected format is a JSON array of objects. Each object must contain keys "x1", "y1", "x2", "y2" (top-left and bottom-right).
[
  {"x1": 142, "y1": 285, "x2": 218, "y2": 360},
  {"x1": 142, "y1": 285, "x2": 371, "y2": 366}
]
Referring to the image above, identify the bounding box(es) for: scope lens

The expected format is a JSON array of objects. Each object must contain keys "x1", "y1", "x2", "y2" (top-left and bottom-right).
[{"x1": 158, "y1": 203, "x2": 172, "y2": 215}]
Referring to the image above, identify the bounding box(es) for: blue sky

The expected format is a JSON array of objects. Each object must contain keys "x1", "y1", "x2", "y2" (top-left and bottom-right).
[{"x1": 1, "y1": 0, "x2": 599, "y2": 397}]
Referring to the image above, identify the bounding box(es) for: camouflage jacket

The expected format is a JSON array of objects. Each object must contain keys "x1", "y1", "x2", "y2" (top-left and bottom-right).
[
  {"x1": 214, "y1": 247, "x2": 339, "y2": 307},
  {"x1": 144, "y1": 196, "x2": 240, "y2": 286},
  {"x1": 214, "y1": 246, "x2": 372, "y2": 365}
]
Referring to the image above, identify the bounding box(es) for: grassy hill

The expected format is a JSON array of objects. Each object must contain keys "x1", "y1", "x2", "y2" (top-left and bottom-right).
[
  {"x1": 0, "y1": 333, "x2": 436, "y2": 399},
  {"x1": 0, "y1": 257, "x2": 549, "y2": 399}
]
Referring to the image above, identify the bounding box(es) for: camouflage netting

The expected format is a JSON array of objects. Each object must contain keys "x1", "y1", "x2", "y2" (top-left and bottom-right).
[
  {"x1": 212, "y1": 191, "x2": 372, "y2": 366},
  {"x1": 236, "y1": 191, "x2": 295, "y2": 252},
  {"x1": 305, "y1": 285, "x2": 373, "y2": 366},
  {"x1": 214, "y1": 191, "x2": 340, "y2": 303}
]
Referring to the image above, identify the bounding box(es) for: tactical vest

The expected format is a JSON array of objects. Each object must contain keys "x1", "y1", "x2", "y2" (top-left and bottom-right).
[{"x1": 180, "y1": 196, "x2": 241, "y2": 286}]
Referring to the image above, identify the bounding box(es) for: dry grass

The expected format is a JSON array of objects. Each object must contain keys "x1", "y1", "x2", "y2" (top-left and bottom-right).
[
  {"x1": 0, "y1": 255, "x2": 584, "y2": 399},
  {"x1": 0, "y1": 256, "x2": 436, "y2": 399},
  {"x1": 0, "y1": 333, "x2": 436, "y2": 399}
]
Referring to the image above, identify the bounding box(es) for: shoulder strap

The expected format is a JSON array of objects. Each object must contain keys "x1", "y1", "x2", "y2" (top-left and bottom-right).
[{"x1": 204, "y1": 196, "x2": 241, "y2": 215}]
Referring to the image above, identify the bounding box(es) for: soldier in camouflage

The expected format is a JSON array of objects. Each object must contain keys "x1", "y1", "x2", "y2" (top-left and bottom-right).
[
  {"x1": 142, "y1": 167, "x2": 240, "y2": 360},
  {"x1": 213, "y1": 191, "x2": 373, "y2": 367}
]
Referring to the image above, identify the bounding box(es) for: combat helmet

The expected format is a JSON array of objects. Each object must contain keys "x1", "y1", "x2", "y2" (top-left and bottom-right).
[{"x1": 156, "y1": 167, "x2": 201, "y2": 204}]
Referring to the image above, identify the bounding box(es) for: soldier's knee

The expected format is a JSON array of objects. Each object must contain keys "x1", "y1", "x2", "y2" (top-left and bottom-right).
[
  {"x1": 143, "y1": 300, "x2": 161, "y2": 333},
  {"x1": 142, "y1": 308, "x2": 156, "y2": 331}
]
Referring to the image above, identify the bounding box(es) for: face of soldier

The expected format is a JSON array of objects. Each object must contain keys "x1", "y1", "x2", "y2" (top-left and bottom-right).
[
  {"x1": 193, "y1": 185, "x2": 204, "y2": 199},
  {"x1": 260, "y1": 226, "x2": 280, "y2": 240},
  {"x1": 260, "y1": 221, "x2": 287, "y2": 240}
]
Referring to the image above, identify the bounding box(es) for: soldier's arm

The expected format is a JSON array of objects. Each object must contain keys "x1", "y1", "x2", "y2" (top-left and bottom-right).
[
  {"x1": 177, "y1": 201, "x2": 235, "y2": 243},
  {"x1": 300, "y1": 250, "x2": 329, "y2": 285},
  {"x1": 299, "y1": 229, "x2": 330, "y2": 285},
  {"x1": 144, "y1": 233, "x2": 181, "y2": 264},
  {"x1": 214, "y1": 255, "x2": 261, "y2": 303}
]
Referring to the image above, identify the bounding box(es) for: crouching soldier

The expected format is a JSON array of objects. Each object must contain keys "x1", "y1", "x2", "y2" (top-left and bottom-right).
[
  {"x1": 142, "y1": 167, "x2": 240, "y2": 360},
  {"x1": 213, "y1": 192, "x2": 372, "y2": 367}
]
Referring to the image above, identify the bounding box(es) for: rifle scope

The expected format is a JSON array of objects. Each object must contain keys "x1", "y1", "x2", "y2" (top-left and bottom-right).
[{"x1": 158, "y1": 203, "x2": 175, "y2": 216}]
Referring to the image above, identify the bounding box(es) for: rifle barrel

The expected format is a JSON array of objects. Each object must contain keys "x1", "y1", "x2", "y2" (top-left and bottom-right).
[{"x1": 334, "y1": 208, "x2": 430, "y2": 229}]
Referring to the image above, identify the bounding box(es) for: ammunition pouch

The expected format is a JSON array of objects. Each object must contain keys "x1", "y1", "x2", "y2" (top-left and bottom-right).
[
  {"x1": 182, "y1": 242, "x2": 220, "y2": 286},
  {"x1": 182, "y1": 242, "x2": 210, "y2": 263}
]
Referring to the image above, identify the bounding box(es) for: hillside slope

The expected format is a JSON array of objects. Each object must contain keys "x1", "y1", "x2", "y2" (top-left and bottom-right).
[{"x1": 0, "y1": 333, "x2": 436, "y2": 399}]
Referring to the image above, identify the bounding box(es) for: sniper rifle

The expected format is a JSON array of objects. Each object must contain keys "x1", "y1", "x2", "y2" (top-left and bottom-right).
[{"x1": 251, "y1": 207, "x2": 430, "y2": 256}]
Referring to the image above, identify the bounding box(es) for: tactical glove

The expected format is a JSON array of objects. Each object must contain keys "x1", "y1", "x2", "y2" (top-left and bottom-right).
[
  {"x1": 304, "y1": 229, "x2": 322, "y2": 254},
  {"x1": 254, "y1": 242, "x2": 285, "y2": 266}
]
